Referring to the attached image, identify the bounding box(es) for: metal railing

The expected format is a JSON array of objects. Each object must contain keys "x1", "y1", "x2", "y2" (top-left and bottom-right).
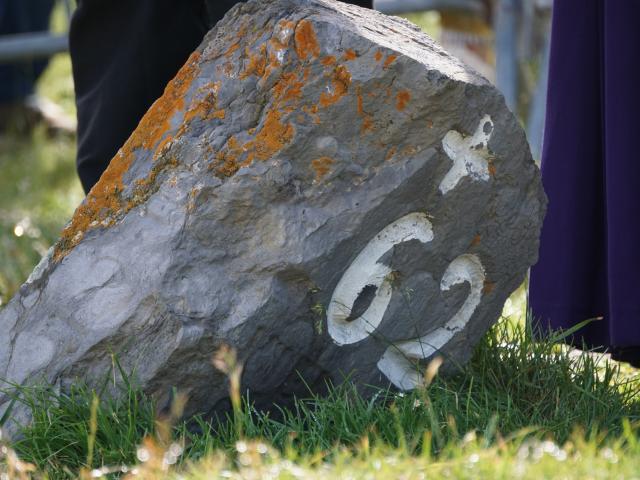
[
  {"x1": 0, "y1": 31, "x2": 68, "y2": 62},
  {"x1": 374, "y1": 0, "x2": 484, "y2": 14},
  {"x1": 0, "y1": 0, "x2": 73, "y2": 62},
  {"x1": 0, "y1": 0, "x2": 482, "y2": 62}
]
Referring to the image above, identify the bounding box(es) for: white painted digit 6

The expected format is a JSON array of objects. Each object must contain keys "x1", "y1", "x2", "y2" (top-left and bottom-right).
[
  {"x1": 326, "y1": 217, "x2": 485, "y2": 390},
  {"x1": 326, "y1": 212, "x2": 434, "y2": 346}
]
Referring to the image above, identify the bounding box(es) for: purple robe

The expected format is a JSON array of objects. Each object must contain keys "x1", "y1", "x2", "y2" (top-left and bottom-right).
[{"x1": 530, "y1": 0, "x2": 640, "y2": 349}]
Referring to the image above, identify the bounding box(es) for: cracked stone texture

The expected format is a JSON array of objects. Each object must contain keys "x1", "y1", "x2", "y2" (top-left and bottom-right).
[{"x1": 0, "y1": 0, "x2": 546, "y2": 430}]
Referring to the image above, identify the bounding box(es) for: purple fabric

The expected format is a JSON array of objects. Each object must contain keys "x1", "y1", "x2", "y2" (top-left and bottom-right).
[{"x1": 530, "y1": 0, "x2": 640, "y2": 348}]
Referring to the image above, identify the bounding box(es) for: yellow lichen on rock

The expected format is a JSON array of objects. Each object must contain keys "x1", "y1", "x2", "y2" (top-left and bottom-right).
[
  {"x1": 319, "y1": 65, "x2": 351, "y2": 108},
  {"x1": 311, "y1": 156, "x2": 335, "y2": 180},
  {"x1": 396, "y1": 90, "x2": 411, "y2": 111},
  {"x1": 294, "y1": 19, "x2": 320, "y2": 60},
  {"x1": 53, "y1": 51, "x2": 202, "y2": 262}
]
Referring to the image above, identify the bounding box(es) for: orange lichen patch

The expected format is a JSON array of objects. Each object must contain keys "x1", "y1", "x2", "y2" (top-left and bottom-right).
[
  {"x1": 361, "y1": 115, "x2": 374, "y2": 133},
  {"x1": 209, "y1": 107, "x2": 296, "y2": 179},
  {"x1": 374, "y1": 50, "x2": 383, "y2": 62},
  {"x1": 221, "y1": 62, "x2": 234, "y2": 77},
  {"x1": 53, "y1": 51, "x2": 202, "y2": 262},
  {"x1": 284, "y1": 83, "x2": 303, "y2": 103},
  {"x1": 127, "y1": 155, "x2": 180, "y2": 209},
  {"x1": 279, "y1": 19, "x2": 296, "y2": 30},
  {"x1": 212, "y1": 136, "x2": 243, "y2": 177},
  {"x1": 240, "y1": 44, "x2": 267, "y2": 79},
  {"x1": 396, "y1": 90, "x2": 411, "y2": 111},
  {"x1": 263, "y1": 31, "x2": 294, "y2": 79},
  {"x1": 236, "y1": 23, "x2": 248, "y2": 39},
  {"x1": 187, "y1": 186, "x2": 200, "y2": 213},
  {"x1": 355, "y1": 85, "x2": 373, "y2": 134},
  {"x1": 153, "y1": 134, "x2": 175, "y2": 160},
  {"x1": 224, "y1": 42, "x2": 241, "y2": 58},
  {"x1": 268, "y1": 36, "x2": 288, "y2": 53},
  {"x1": 321, "y1": 55, "x2": 336, "y2": 66},
  {"x1": 302, "y1": 104, "x2": 321, "y2": 125},
  {"x1": 252, "y1": 108, "x2": 294, "y2": 160},
  {"x1": 488, "y1": 161, "x2": 497, "y2": 177},
  {"x1": 319, "y1": 65, "x2": 351, "y2": 108},
  {"x1": 208, "y1": 38, "x2": 311, "y2": 178},
  {"x1": 343, "y1": 49, "x2": 358, "y2": 61},
  {"x1": 275, "y1": 18, "x2": 296, "y2": 45},
  {"x1": 267, "y1": 38, "x2": 287, "y2": 64},
  {"x1": 385, "y1": 146, "x2": 397, "y2": 160},
  {"x1": 383, "y1": 54, "x2": 397, "y2": 69},
  {"x1": 294, "y1": 19, "x2": 320, "y2": 60},
  {"x1": 138, "y1": 51, "x2": 201, "y2": 150},
  {"x1": 401, "y1": 145, "x2": 417, "y2": 156},
  {"x1": 305, "y1": 104, "x2": 319, "y2": 114},
  {"x1": 182, "y1": 82, "x2": 222, "y2": 125},
  {"x1": 56, "y1": 150, "x2": 129, "y2": 253},
  {"x1": 311, "y1": 156, "x2": 335, "y2": 180},
  {"x1": 211, "y1": 109, "x2": 226, "y2": 119},
  {"x1": 482, "y1": 281, "x2": 496, "y2": 295},
  {"x1": 470, "y1": 234, "x2": 481, "y2": 247},
  {"x1": 273, "y1": 71, "x2": 304, "y2": 105}
]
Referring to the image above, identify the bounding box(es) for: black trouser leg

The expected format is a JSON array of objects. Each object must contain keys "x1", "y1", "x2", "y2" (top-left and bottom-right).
[
  {"x1": 69, "y1": 0, "x2": 210, "y2": 193},
  {"x1": 71, "y1": 0, "x2": 372, "y2": 194}
]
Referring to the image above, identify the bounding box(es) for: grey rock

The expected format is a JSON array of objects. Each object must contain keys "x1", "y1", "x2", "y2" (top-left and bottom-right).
[{"x1": 0, "y1": 0, "x2": 546, "y2": 431}]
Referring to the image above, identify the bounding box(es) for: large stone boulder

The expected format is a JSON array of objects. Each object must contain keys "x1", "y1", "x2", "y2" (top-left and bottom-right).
[{"x1": 0, "y1": 0, "x2": 545, "y2": 427}]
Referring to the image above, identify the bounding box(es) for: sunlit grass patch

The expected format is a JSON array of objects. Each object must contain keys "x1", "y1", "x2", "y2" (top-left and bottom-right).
[
  {"x1": 0, "y1": 49, "x2": 83, "y2": 305},
  {"x1": 0, "y1": 126, "x2": 82, "y2": 305}
]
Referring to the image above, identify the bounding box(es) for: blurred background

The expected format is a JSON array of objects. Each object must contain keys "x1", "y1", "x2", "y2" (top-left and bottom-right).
[{"x1": 0, "y1": 0, "x2": 552, "y2": 307}]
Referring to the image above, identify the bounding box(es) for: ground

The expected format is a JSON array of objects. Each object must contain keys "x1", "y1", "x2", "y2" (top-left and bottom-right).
[{"x1": 0, "y1": 10, "x2": 639, "y2": 480}]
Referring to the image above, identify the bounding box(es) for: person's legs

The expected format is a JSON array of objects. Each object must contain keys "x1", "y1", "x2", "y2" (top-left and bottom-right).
[
  {"x1": 529, "y1": 0, "x2": 610, "y2": 347},
  {"x1": 601, "y1": 1, "x2": 640, "y2": 353},
  {"x1": 70, "y1": 0, "x2": 210, "y2": 193}
]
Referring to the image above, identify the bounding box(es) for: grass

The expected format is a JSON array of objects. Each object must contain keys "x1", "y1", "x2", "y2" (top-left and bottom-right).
[
  {"x1": 1, "y1": 9, "x2": 640, "y2": 480},
  {"x1": 2, "y1": 317, "x2": 639, "y2": 478},
  {"x1": 0, "y1": 51, "x2": 83, "y2": 306}
]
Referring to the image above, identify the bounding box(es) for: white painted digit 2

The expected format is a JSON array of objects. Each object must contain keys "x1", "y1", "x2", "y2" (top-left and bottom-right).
[
  {"x1": 376, "y1": 254, "x2": 484, "y2": 390},
  {"x1": 327, "y1": 115, "x2": 492, "y2": 390}
]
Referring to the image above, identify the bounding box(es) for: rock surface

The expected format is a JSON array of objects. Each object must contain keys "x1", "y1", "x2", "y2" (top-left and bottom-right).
[{"x1": 0, "y1": 0, "x2": 545, "y2": 427}]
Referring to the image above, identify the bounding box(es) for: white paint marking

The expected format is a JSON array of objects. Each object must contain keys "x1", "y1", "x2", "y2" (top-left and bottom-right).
[
  {"x1": 277, "y1": 27, "x2": 293, "y2": 45},
  {"x1": 439, "y1": 115, "x2": 493, "y2": 194},
  {"x1": 327, "y1": 212, "x2": 434, "y2": 346},
  {"x1": 377, "y1": 254, "x2": 485, "y2": 390}
]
